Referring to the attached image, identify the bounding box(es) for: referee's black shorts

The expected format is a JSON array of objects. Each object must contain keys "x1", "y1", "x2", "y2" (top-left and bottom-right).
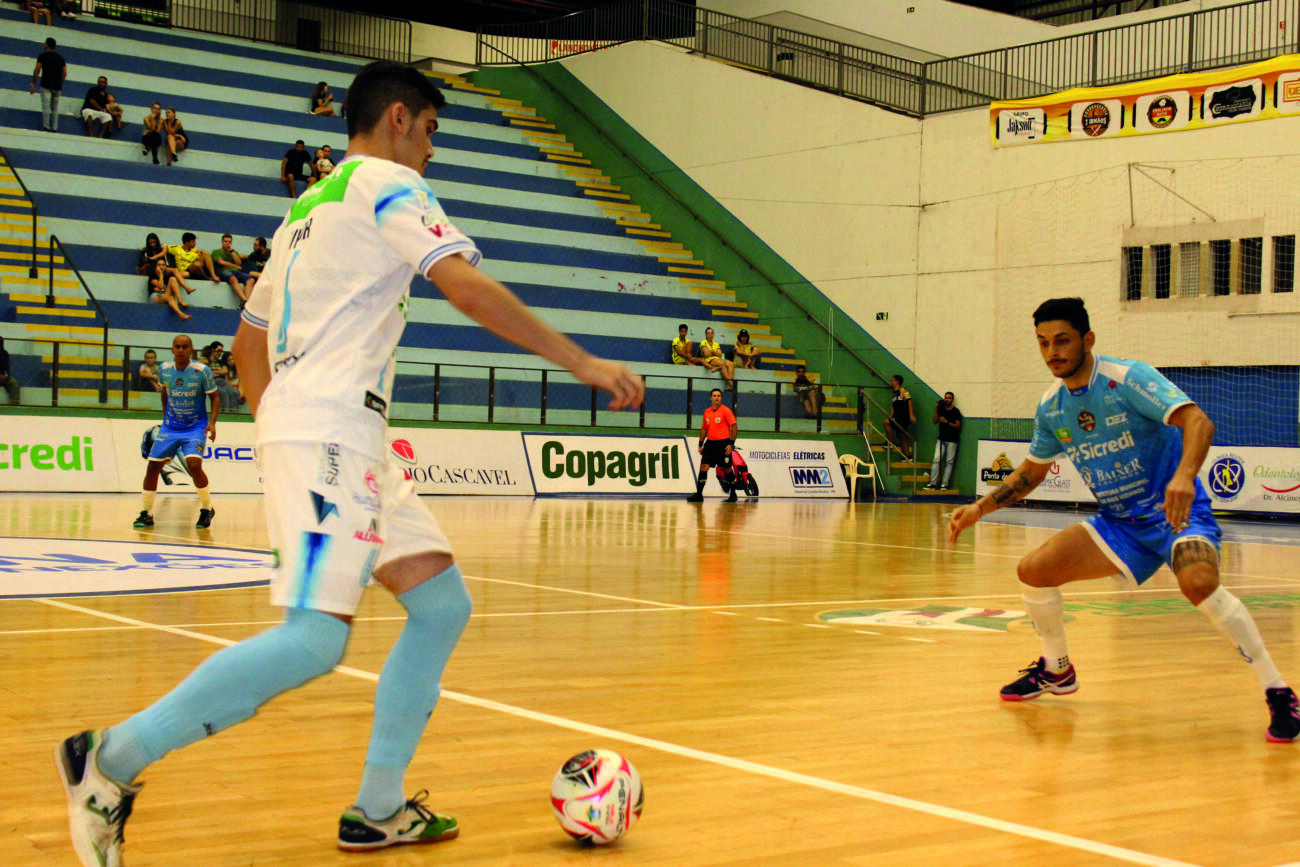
[{"x1": 701, "y1": 439, "x2": 732, "y2": 467}]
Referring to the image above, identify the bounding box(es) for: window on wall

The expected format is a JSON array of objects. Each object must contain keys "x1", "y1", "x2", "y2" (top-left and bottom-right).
[
  {"x1": 1123, "y1": 246, "x2": 1144, "y2": 300},
  {"x1": 1240, "y1": 237, "x2": 1263, "y2": 295},
  {"x1": 1179, "y1": 243, "x2": 1201, "y2": 297},
  {"x1": 1152, "y1": 244, "x2": 1171, "y2": 299},
  {"x1": 1275, "y1": 235, "x2": 1295, "y2": 293},
  {"x1": 1210, "y1": 240, "x2": 1232, "y2": 296}
]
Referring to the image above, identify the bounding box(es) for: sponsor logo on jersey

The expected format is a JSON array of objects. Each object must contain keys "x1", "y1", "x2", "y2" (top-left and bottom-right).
[
  {"x1": 1147, "y1": 95, "x2": 1178, "y2": 128},
  {"x1": 353, "y1": 519, "x2": 383, "y2": 544},
  {"x1": 1055, "y1": 427, "x2": 1073, "y2": 444},
  {"x1": 310, "y1": 490, "x2": 339, "y2": 524},
  {"x1": 1105, "y1": 413, "x2": 1128, "y2": 427},
  {"x1": 1081, "y1": 102, "x2": 1111, "y2": 136},
  {"x1": 318, "y1": 443, "x2": 340, "y2": 486},
  {"x1": 1064, "y1": 430, "x2": 1135, "y2": 462},
  {"x1": 1078, "y1": 410, "x2": 1096, "y2": 431},
  {"x1": 1207, "y1": 454, "x2": 1246, "y2": 500},
  {"x1": 364, "y1": 390, "x2": 387, "y2": 419},
  {"x1": 364, "y1": 470, "x2": 380, "y2": 494},
  {"x1": 980, "y1": 452, "x2": 1015, "y2": 483}
]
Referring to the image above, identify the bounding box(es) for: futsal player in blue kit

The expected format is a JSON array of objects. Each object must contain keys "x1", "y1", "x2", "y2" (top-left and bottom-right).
[
  {"x1": 133, "y1": 334, "x2": 219, "y2": 530},
  {"x1": 949, "y1": 297, "x2": 1300, "y2": 742}
]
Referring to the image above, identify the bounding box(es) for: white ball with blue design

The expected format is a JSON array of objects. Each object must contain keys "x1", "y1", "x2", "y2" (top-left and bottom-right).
[{"x1": 549, "y1": 749, "x2": 644, "y2": 844}]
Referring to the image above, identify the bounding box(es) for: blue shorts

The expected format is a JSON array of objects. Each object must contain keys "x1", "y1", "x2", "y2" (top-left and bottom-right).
[
  {"x1": 1083, "y1": 496, "x2": 1221, "y2": 586},
  {"x1": 147, "y1": 425, "x2": 206, "y2": 461}
]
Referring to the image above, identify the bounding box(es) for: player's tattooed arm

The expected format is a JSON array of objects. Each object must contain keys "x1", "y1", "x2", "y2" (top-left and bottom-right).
[
  {"x1": 983, "y1": 460, "x2": 1051, "y2": 514},
  {"x1": 1171, "y1": 539, "x2": 1218, "y2": 572}
]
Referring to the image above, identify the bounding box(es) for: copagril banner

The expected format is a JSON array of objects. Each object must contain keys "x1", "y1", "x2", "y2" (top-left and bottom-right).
[{"x1": 523, "y1": 434, "x2": 694, "y2": 495}]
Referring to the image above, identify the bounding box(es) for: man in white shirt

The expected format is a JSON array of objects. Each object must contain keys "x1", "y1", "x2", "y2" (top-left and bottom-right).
[{"x1": 57, "y1": 60, "x2": 644, "y2": 867}]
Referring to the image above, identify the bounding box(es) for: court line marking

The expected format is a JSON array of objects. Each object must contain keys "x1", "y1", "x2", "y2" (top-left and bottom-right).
[
  {"x1": 34, "y1": 596, "x2": 1203, "y2": 867},
  {"x1": 7, "y1": 581, "x2": 1300, "y2": 638}
]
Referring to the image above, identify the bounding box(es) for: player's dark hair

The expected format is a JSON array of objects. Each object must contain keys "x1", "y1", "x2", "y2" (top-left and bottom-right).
[
  {"x1": 347, "y1": 61, "x2": 446, "y2": 139},
  {"x1": 1033, "y1": 297, "x2": 1091, "y2": 335},
  {"x1": 181, "y1": 232, "x2": 196, "y2": 243}
]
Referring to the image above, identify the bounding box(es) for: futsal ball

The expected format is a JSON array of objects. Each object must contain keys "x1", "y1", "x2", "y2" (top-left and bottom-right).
[{"x1": 549, "y1": 749, "x2": 644, "y2": 844}]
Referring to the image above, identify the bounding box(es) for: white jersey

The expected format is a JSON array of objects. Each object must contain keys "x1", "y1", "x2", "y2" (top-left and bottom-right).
[{"x1": 243, "y1": 154, "x2": 480, "y2": 457}]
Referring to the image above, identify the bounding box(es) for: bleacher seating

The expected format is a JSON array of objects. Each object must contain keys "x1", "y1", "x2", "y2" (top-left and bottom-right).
[{"x1": 0, "y1": 6, "x2": 858, "y2": 431}]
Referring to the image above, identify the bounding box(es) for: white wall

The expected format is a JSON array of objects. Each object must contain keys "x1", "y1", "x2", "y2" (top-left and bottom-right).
[
  {"x1": 411, "y1": 22, "x2": 478, "y2": 66},
  {"x1": 704, "y1": 0, "x2": 1053, "y2": 56},
  {"x1": 562, "y1": 38, "x2": 1300, "y2": 417},
  {"x1": 562, "y1": 42, "x2": 923, "y2": 374}
]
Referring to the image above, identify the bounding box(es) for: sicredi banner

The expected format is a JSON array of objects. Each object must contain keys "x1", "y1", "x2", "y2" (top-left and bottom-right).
[
  {"x1": 1201, "y1": 447, "x2": 1300, "y2": 514},
  {"x1": 975, "y1": 440, "x2": 1095, "y2": 504},
  {"x1": 387, "y1": 429, "x2": 534, "y2": 495},
  {"x1": 0, "y1": 417, "x2": 120, "y2": 492},
  {"x1": 523, "y1": 434, "x2": 693, "y2": 495},
  {"x1": 729, "y1": 440, "x2": 848, "y2": 498}
]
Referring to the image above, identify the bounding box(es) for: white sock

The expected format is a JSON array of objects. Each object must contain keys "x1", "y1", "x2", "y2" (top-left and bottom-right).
[
  {"x1": 1020, "y1": 582, "x2": 1070, "y2": 673},
  {"x1": 196, "y1": 486, "x2": 211, "y2": 509},
  {"x1": 141, "y1": 490, "x2": 156, "y2": 512},
  {"x1": 1197, "y1": 586, "x2": 1287, "y2": 690}
]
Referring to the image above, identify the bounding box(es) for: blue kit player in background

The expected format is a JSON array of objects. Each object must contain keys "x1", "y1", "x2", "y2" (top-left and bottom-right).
[
  {"x1": 134, "y1": 334, "x2": 219, "y2": 530},
  {"x1": 949, "y1": 297, "x2": 1300, "y2": 742}
]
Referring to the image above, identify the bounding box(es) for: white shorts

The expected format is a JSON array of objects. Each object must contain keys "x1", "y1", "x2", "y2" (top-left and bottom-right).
[
  {"x1": 81, "y1": 108, "x2": 110, "y2": 123},
  {"x1": 261, "y1": 441, "x2": 453, "y2": 615}
]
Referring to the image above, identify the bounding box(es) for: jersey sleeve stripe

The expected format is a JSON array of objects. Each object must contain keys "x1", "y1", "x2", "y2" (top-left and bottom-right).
[
  {"x1": 420, "y1": 241, "x2": 482, "y2": 275},
  {"x1": 1161, "y1": 400, "x2": 1194, "y2": 424},
  {"x1": 241, "y1": 308, "x2": 270, "y2": 329},
  {"x1": 374, "y1": 187, "x2": 418, "y2": 216},
  {"x1": 1025, "y1": 452, "x2": 1058, "y2": 464}
]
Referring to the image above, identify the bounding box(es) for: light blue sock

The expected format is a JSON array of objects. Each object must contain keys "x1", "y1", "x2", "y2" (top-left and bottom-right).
[
  {"x1": 98, "y1": 607, "x2": 349, "y2": 784},
  {"x1": 355, "y1": 564, "x2": 471, "y2": 820}
]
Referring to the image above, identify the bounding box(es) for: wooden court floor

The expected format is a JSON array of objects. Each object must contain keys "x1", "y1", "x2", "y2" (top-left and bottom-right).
[{"x1": 3, "y1": 492, "x2": 1300, "y2": 866}]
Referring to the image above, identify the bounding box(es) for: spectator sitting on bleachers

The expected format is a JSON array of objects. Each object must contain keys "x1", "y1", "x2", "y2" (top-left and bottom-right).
[
  {"x1": 698, "y1": 327, "x2": 735, "y2": 389},
  {"x1": 141, "y1": 102, "x2": 163, "y2": 163},
  {"x1": 792, "y1": 365, "x2": 824, "y2": 418},
  {"x1": 139, "y1": 231, "x2": 193, "y2": 294},
  {"x1": 203, "y1": 342, "x2": 242, "y2": 408},
  {"x1": 315, "y1": 145, "x2": 334, "y2": 177},
  {"x1": 162, "y1": 106, "x2": 187, "y2": 165},
  {"x1": 24, "y1": 0, "x2": 52, "y2": 26},
  {"x1": 734, "y1": 329, "x2": 760, "y2": 369},
  {"x1": 105, "y1": 93, "x2": 124, "y2": 133},
  {"x1": 0, "y1": 337, "x2": 20, "y2": 404},
  {"x1": 136, "y1": 349, "x2": 161, "y2": 392},
  {"x1": 169, "y1": 232, "x2": 220, "y2": 284},
  {"x1": 51, "y1": 0, "x2": 79, "y2": 17},
  {"x1": 281, "y1": 139, "x2": 317, "y2": 197},
  {"x1": 672, "y1": 323, "x2": 699, "y2": 366},
  {"x1": 243, "y1": 236, "x2": 270, "y2": 285},
  {"x1": 146, "y1": 257, "x2": 190, "y2": 320},
  {"x1": 81, "y1": 76, "x2": 112, "y2": 138},
  {"x1": 211, "y1": 233, "x2": 252, "y2": 305},
  {"x1": 310, "y1": 81, "x2": 336, "y2": 116}
]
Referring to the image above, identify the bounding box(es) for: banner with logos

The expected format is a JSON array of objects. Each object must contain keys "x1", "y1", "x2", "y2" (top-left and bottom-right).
[
  {"x1": 386, "y1": 429, "x2": 534, "y2": 495},
  {"x1": 0, "y1": 417, "x2": 121, "y2": 492},
  {"x1": 991, "y1": 53, "x2": 1300, "y2": 147},
  {"x1": 975, "y1": 440, "x2": 1095, "y2": 503},
  {"x1": 731, "y1": 440, "x2": 848, "y2": 498},
  {"x1": 1202, "y1": 447, "x2": 1300, "y2": 514},
  {"x1": 523, "y1": 433, "x2": 694, "y2": 495},
  {"x1": 109, "y1": 418, "x2": 262, "y2": 493}
]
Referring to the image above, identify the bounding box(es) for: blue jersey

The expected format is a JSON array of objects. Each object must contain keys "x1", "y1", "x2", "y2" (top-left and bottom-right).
[
  {"x1": 1029, "y1": 355, "x2": 1198, "y2": 519},
  {"x1": 159, "y1": 359, "x2": 217, "y2": 432}
]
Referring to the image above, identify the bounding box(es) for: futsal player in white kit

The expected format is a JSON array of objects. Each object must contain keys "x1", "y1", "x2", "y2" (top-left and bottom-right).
[{"x1": 56, "y1": 61, "x2": 644, "y2": 866}]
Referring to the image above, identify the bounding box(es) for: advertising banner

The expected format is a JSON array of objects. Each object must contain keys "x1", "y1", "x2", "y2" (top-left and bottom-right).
[
  {"x1": 975, "y1": 440, "x2": 1095, "y2": 503},
  {"x1": 1202, "y1": 447, "x2": 1300, "y2": 514},
  {"x1": 990, "y1": 53, "x2": 1300, "y2": 148},
  {"x1": 0, "y1": 417, "x2": 120, "y2": 492},
  {"x1": 523, "y1": 434, "x2": 694, "y2": 495},
  {"x1": 730, "y1": 440, "x2": 848, "y2": 498},
  {"x1": 387, "y1": 429, "x2": 533, "y2": 495},
  {"x1": 109, "y1": 418, "x2": 262, "y2": 494}
]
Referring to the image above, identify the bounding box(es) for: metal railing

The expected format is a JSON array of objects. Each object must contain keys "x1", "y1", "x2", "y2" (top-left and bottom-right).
[
  {"x1": 165, "y1": 0, "x2": 411, "y2": 63},
  {"x1": 47, "y1": 236, "x2": 111, "y2": 404},
  {"x1": 478, "y1": 0, "x2": 1299, "y2": 117},
  {"x1": 0, "y1": 146, "x2": 40, "y2": 280}
]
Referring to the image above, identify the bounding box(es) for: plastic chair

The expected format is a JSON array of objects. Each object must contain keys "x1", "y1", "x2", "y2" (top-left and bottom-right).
[{"x1": 839, "y1": 454, "x2": 876, "y2": 501}]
